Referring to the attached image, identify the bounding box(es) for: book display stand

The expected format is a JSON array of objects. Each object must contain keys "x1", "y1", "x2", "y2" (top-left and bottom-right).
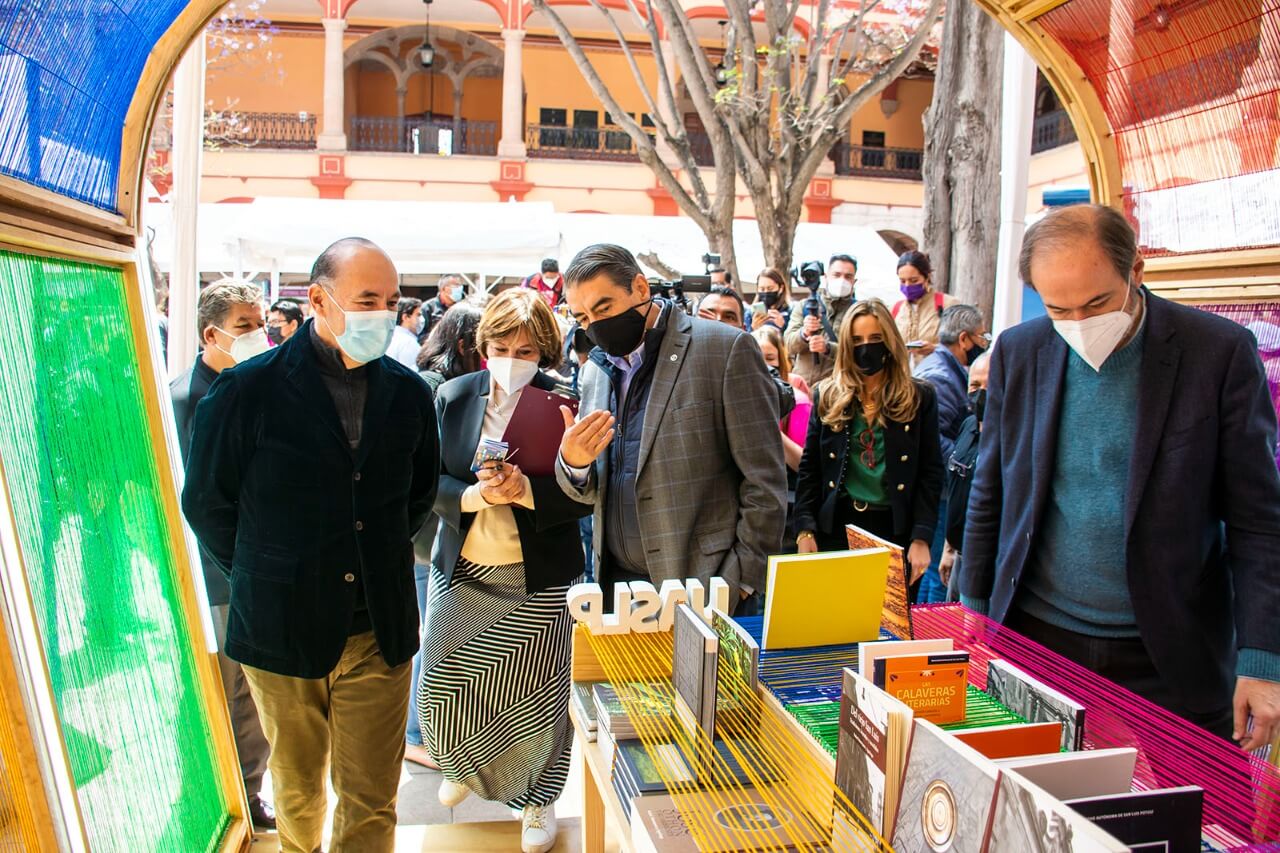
[{"x1": 567, "y1": 528, "x2": 1280, "y2": 852}]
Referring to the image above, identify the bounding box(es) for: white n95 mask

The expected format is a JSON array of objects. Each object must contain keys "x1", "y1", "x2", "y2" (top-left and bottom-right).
[{"x1": 1052, "y1": 284, "x2": 1137, "y2": 372}]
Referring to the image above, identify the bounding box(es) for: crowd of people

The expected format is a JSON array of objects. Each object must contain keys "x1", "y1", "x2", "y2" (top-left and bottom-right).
[{"x1": 170, "y1": 204, "x2": 1280, "y2": 853}]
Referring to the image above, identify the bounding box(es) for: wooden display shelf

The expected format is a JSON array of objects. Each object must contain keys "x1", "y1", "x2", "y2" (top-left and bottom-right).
[
  {"x1": 572, "y1": 709, "x2": 635, "y2": 853},
  {"x1": 572, "y1": 685, "x2": 843, "y2": 853}
]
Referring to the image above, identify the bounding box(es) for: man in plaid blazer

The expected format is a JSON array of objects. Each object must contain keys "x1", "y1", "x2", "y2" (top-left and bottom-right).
[{"x1": 556, "y1": 244, "x2": 787, "y2": 610}]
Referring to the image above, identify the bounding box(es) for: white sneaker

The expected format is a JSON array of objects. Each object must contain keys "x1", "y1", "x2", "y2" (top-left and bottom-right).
[
  {"x1": 521, "y1": 804, "x2": 558, "y2": 853},
  {"x1": 438, "y1": 778, "x2": 471, "y2": 807}
]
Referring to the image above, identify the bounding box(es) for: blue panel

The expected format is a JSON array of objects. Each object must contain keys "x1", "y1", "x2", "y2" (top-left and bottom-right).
[
  {"x1": 0, "y1": 0, "x2": 189, "y2": 210},
  {"x1": 1042, "y1": 187, "x2": 1092, "y2": 207},
  {"x1": 1022, "y1": 283, "x2": 1046, "y2": 323}
]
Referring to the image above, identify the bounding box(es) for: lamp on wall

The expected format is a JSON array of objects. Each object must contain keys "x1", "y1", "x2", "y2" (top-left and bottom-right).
[
  {"x1": 714, "y1": 20, "x2": 731, "y2": 88},
  {"x1": 419, "y1": 0, "x2": 435, "y2": 69}
]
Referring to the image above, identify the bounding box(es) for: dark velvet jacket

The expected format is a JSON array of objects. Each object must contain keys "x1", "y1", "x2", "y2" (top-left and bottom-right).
[
  {"x1": 433, "y1": 369, "x2": 591, "y2": 592},
  {"x1": 181, "y1": 322, "x2": 440, "y2": 678},
  {"x1": 794, "y1": 380, "x2": 943, "y2": 546}
]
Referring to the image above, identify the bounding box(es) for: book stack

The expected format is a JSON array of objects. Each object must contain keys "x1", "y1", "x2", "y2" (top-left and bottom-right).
[
  {"x1": 593, "y1": 682, "x2": 676, "y2": 742},
  {"x1": 611, "y1": 738, "x2": 696, "y2": 822},
  {"x1": 572, "y1": 680, "x2": 600, "y2": 742}
]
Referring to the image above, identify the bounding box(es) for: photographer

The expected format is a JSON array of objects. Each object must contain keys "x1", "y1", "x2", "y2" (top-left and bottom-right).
[{"x1": 785, "y1": 254, "x2": 857, "y2": 385}]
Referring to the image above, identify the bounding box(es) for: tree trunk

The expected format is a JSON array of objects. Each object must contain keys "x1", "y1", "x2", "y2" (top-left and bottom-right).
[{"x1": 922, "y1": 0, "x2": 1003, "y2": 320}]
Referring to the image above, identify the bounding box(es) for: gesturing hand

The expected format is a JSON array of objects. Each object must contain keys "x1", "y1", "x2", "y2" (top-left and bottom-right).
[
  {"x1": 1234, "y1": 676, "x2": 1280, "y2": 751},
  {"x1": 560, "y1": 407, "x2": 616, "y2": 469},
  {"x1": 477, "y1": 463, "x2": 527, "y2": 506}
]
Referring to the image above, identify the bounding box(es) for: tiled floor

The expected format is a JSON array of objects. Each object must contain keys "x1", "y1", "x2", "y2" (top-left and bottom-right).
[{"x1": 248, "y1": 742, "x2": 617, "y2": 852}]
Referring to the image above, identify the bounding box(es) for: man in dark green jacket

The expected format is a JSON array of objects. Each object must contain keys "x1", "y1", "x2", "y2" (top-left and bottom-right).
[{"x1": 182, "y1": 237, "x2": 439, "y2": 852}]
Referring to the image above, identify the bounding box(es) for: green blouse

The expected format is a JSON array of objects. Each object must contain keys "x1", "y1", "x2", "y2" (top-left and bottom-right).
[{"x1": 844, "y1": 409, "x2": 887, "y2": 505}]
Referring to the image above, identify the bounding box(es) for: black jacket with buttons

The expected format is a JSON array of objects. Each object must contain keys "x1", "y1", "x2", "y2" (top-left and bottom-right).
[
  {"x1": 794, "y1": 380, "x2": 943, "y2": 546},
  {"x1": 181, "y1": 322, "x2": 440, "y2": 678}
]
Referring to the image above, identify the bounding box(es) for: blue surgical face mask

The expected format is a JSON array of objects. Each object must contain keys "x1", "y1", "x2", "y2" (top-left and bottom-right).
[
  {"x1": 450, "y1": 285, "x2": 465, "y2": 303},
  {"x1": 321, "y1": 295, "x2": 396, "y2": 364}
]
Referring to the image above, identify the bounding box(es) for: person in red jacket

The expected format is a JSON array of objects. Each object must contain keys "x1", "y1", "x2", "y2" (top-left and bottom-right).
[{"x1": 522, "y1": 258, "x2": 565, "y2": 308}]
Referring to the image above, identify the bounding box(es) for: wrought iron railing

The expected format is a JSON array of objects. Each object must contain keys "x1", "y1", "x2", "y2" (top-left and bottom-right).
[
  {"x1": 1031, "y1": 109, "x2": 1078, "y2": 154},
  {"x1": 834, "y1": 143, "x2": 924, "y2": 180},
  {"x1": 350, "y1": 117, "x2": 498, "y2": 156},
  {"x1": 526, "y1": 123, "x2": 645, "y2": 161},
  {"x1": 203, "y1": 111, "x2": 317, "y2": 150}
]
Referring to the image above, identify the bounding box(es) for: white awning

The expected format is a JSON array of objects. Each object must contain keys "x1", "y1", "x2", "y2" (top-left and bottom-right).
[{"x1": 144, "y1": 198, "x2": 903, "y2": 305}]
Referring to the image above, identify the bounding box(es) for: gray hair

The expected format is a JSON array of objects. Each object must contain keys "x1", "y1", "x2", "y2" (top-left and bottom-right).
[
  {"x1": 197, "y1": 279, "x2": 263, "y2": 336},
  {"x1": 938, "y1": 304, "x2": 985, "y2": 345},
  {"x1": 1019, "y1": 204, "x2": 1137, "y2": 288},
  {"x1": 564, "y1": 243, "x2": 642, "y2": 291}
]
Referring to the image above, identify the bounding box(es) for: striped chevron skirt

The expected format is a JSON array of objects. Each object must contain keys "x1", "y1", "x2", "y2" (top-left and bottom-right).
[{"x1": 418, "y1": 557, "x2": 577, "y2": 809}]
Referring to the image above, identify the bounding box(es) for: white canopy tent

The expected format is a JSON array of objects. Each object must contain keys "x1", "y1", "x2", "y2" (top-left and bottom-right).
[
  {"x1": 144, "y1": 198, "x2": 562, "y2": 277},
  {"x1": 145, "y1": 197, "x2": 903, "y2": 307}
]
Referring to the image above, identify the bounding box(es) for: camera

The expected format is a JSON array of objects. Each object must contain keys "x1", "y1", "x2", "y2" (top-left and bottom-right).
[
  {"x1": 649, "y1": 273, "x2": 714, "y2": 314},
  {"x1": 796, "y1": 260, "x2": 824, "y2": 290},
  {"x1": 701, "y1": 252, "x2": 721, "y2": 273},
  {"x1": 792, "y1": 260, "x2": 825, "y2": 319}
]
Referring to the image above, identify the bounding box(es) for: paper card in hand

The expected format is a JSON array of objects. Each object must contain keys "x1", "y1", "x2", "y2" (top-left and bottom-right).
[{"x1": 501, "y1": 389, "x2": 579, "y2": 477}]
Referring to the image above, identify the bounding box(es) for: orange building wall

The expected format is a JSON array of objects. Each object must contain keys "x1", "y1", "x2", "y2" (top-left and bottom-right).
[
  {"x1": 522, "y1": 45, "x2": 660, "y2": 127},
  {"x1": 848, "y1": 76, "x2": 932, "y2": 150},
  {"x1": 205, "y1": 30, "x2": 329, "y2": 115}
]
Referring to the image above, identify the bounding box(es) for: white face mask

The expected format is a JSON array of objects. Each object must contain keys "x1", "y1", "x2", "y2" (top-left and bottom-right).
[
  {"x1": 825, "y1": 277, "x2": 853, "y2": 299},
  {"x1": 542, "y1": 274, "x2": 558, "y2": 286},
  {"x1": 214, "y1": 326, "x2": 271, "y2": 364},
  {"x1": 488, "y1": 356, "x2": 539, "y2": 394},
  {"x1": 1052, "y1": 284, "x2": 1137, "y2": 372}
]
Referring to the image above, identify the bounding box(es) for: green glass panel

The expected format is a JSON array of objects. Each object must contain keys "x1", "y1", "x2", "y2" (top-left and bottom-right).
[{"x1": 0, "y1": 250, "x2": 230, "y2": 851}]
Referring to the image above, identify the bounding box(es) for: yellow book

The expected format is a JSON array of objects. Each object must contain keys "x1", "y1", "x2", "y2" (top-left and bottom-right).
[{"x1": 762, "y1": 548, "x2": 890, "y2": 650}]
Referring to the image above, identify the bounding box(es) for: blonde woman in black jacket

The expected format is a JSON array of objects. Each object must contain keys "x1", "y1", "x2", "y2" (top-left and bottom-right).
[{"x1": 794, "y1": 298, "x2": 944, "y2": 588}]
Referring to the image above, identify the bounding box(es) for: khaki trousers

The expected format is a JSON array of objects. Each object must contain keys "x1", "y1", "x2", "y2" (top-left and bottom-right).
[{"x1": 243, "y1": 632, "x2": 411, "y2": 853}]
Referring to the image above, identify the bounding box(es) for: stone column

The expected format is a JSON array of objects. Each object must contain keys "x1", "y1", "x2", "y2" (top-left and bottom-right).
[
  {"x1": 395, "y1": 86, "x2": 407, "y2": 120},
  {"x1": 169, "y1": 34, "x2": 206, "y2": 376},
  {"x1": 992, "y1": 31, "x2": 1037, "y2": 336},
  {"x1": 318, "y1": 17, "x2": 348, "y2": 150},
  {"x1": 498, "y1": 29, "x2": 527, "y2": 158}
]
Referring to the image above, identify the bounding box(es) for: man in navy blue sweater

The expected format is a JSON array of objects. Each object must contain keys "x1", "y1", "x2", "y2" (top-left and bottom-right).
[{"x1": 962, "y1": 204, "x2": 1280, "y2": 750}]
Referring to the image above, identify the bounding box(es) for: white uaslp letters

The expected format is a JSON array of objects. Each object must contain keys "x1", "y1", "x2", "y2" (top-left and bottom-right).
[{"x1": 566, "y1": 578, "x2": 731, "y2": 633}]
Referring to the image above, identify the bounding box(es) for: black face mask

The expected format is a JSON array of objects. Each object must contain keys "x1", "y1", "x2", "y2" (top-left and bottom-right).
[
  {"x1": 963, "y1": 334, "x2": 987, "y2": 366},
  {"x1": 969, "y1": 387, "x2": 987, "y2": 422},
  {"x1": 854, "y1": 341, "x2": 889, "y2": 376},
  {"x1": 266, "y1": 325, "x2": 285, "y2": 346},
  {"x1": 586, "y1": 298, "x2": 653, "y2": 358},
  {"x1": 760, "y1": 291, "x2": 780, "y2": 309}
]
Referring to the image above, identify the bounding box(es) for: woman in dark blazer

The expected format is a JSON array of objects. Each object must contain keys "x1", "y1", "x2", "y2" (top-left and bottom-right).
[
  {"x1": 795, "y1": 298, "x2": 943, "y2": 587},
  {"x1": 418, "y1": 289, "x2": 590, "y2": 853}
]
